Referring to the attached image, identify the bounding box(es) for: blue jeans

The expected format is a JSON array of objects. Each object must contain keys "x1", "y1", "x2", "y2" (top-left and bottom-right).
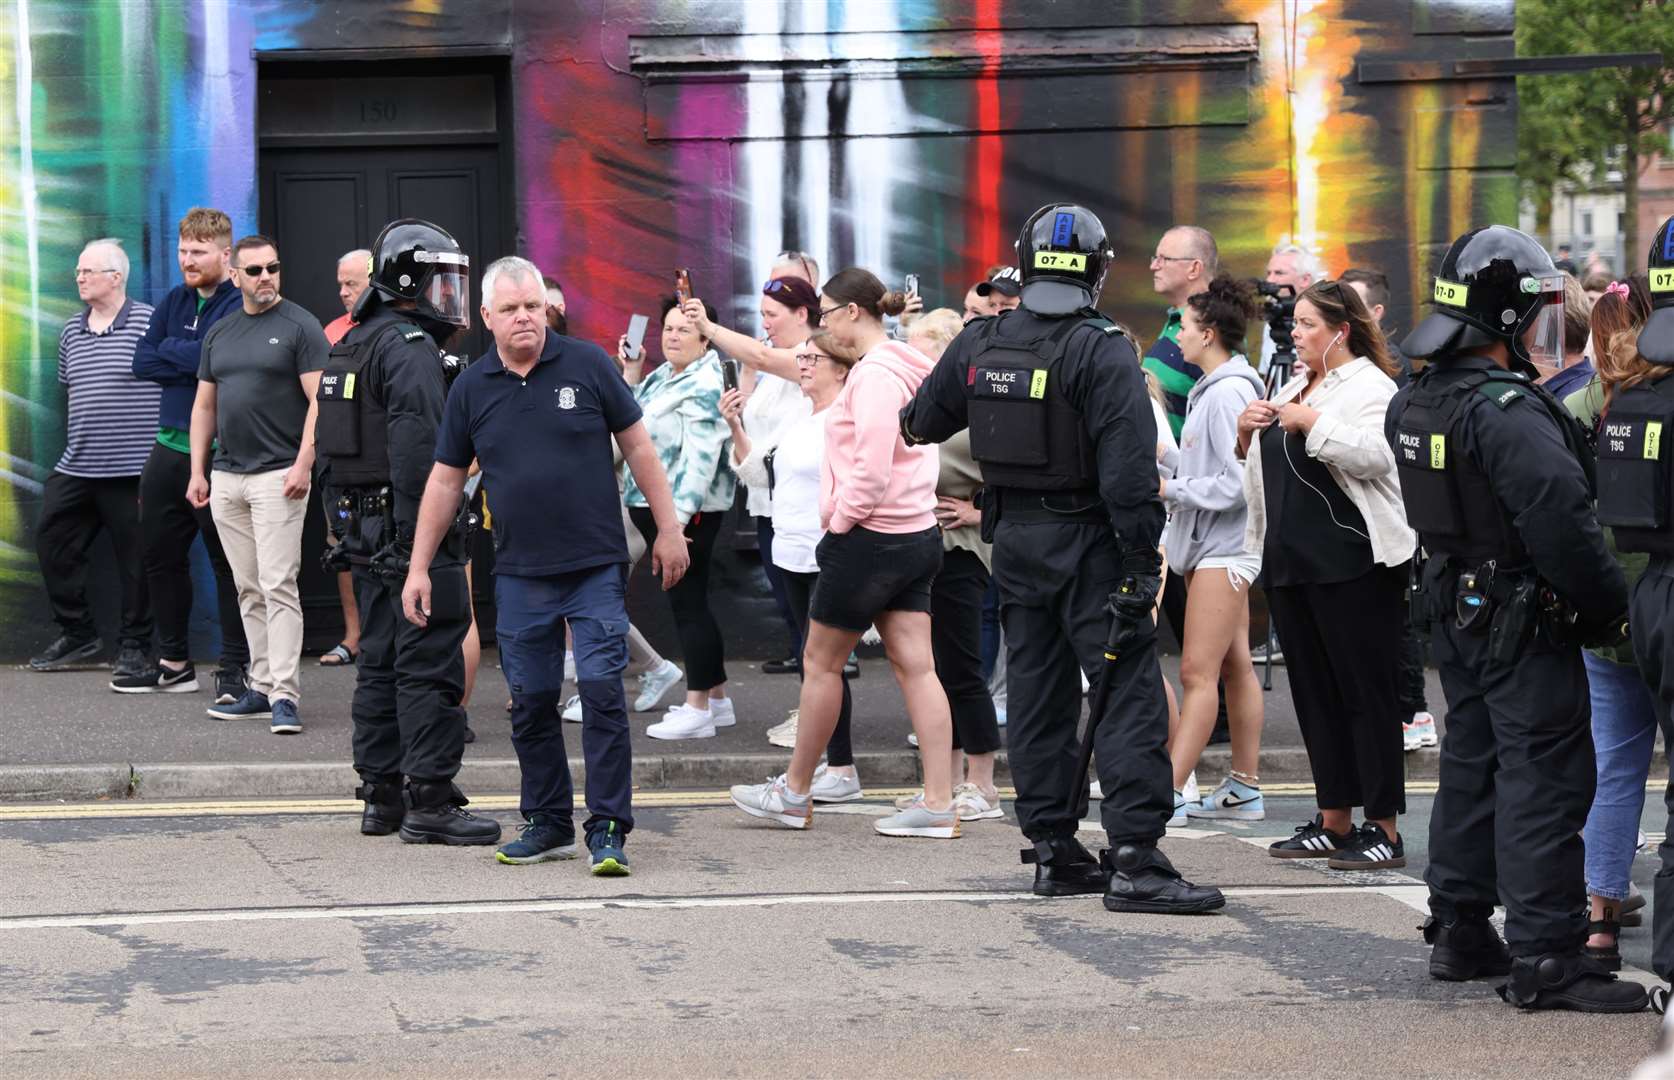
[
  {"x1": 496, "y1": 565, "x2": 633, "y2": 837},
  {"x1": 1581, "y1": 651, "x2": 1657, "y2": 900}
]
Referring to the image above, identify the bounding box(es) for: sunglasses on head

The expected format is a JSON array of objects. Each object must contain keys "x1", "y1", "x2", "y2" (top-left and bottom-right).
[{"x1": 238, "y1": 261, "x2": 282, "y2": 278}]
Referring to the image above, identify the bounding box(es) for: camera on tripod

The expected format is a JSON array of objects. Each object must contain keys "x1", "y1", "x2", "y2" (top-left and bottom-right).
[{"x1": 1252, "y1": 280, "x2": 1298, "y2": 393}]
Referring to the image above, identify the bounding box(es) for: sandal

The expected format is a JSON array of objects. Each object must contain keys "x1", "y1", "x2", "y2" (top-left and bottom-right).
[
  {"x1": 1584, "y1": 918, "x2": 1622, "y2": 972},
  {"x1": 319, "y1": 644, "x2": 357, "y2": 667}
]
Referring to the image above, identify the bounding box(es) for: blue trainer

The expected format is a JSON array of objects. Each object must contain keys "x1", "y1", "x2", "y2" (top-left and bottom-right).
[
  {"x1": 587, "y1": 821, "x2": 631, "y2": 876},
  {"x1": 496, "y1": 816, "x2": 578, "y2": 865},
  {"x1": 269, "y1": 698, "x2": 302, "y2": 735},
  {"x1": 207, "y1": 689, "x2": 272, "y2": 722},
  {"x1": 1185, "y1": 776, "x2": 1265, "y2": 821}
]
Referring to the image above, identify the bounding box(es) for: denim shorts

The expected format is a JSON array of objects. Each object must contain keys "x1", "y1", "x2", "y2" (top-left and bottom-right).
[{"x1": 810, "y1": 526, "x2": 942, "y2": 632}]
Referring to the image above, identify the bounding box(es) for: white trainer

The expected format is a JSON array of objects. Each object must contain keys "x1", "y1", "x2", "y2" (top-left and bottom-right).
[
  {"x1": 646, "y1": 704, "x2": 716, "y2": 740},
  {"x1": 907, "y1": 732, "x2": 919, "y2": 748},
  {"x1": 633, "y1": 660, "x2": 683, "y2": 713},
  {"x1": 560, "y1": 694, "x2": 582, "y2": 723},
  {"x1": 708, "y1": 697, "x2": 736, "y2": 728},
  {"x1": 730, "y1": 774, "x2": 812, "y2": 829},
  {"x1": 767, "y1": 710, "x2": 799, "y2": 749},
  {"x1": 810, "y1": 764, "x2": 863, "y2": 803},
  {"x1": 1183, "y1": 770, "x2": 1200, "y2": 804},
  {"x1": 1404, "y1": 711, "x2": 1438, "y2": 751},
  {"x1": 1089, "y1": 779, "x2": 1103, "y2": 801},
  {"x1": 952, "y1": 782, "x2": 1004, "y2": 821}
]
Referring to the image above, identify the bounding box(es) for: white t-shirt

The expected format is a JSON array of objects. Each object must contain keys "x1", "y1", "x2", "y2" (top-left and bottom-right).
[
  {"x1": 768, "y1": 408, "x2": 829, "y2": 574},
  {"x1": 741, "y1": 372, "x2": 811, "y2": 517}
]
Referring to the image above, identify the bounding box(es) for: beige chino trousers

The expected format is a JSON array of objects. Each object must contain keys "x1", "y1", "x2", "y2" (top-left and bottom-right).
[{"x1": 210, "y1": 468, "x2": 307, "y2": 705}]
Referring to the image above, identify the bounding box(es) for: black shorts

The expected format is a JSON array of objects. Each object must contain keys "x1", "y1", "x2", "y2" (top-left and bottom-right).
[{"x1": 810, "y1": 526, "x2": 942, "y2": 632}]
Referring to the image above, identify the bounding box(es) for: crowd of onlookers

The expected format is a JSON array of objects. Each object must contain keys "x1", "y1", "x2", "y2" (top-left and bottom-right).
[{"x1": 30, "y1": 208, "x2": 1657, "y2": 888}]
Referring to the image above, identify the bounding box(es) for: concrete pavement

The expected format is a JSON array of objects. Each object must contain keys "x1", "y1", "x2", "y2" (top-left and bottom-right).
[{"x1": 0, "y1": 789, "x2": 1666, "y2": 1079}]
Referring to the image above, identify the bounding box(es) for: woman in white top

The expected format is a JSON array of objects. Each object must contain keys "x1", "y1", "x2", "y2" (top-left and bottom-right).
[
  {"x1": 680, "y1": 278, "x2": 822, "y2": 675},
  {"x1": 1236, "y1": 280, "x2": 1415, "y2": 871},
  {"x1": 720, "y1": 332, "x2": 860, "y2": 802}
]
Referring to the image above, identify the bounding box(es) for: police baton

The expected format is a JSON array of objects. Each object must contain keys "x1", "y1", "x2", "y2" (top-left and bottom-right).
[{"x1": 1064, "y1": 593, "x2": 1138, "y2": 822}]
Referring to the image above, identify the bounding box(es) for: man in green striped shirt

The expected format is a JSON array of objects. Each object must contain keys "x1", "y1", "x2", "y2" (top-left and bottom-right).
[{"x1": 1142, "y1": 226, "x2": 1218, "y2": 440}]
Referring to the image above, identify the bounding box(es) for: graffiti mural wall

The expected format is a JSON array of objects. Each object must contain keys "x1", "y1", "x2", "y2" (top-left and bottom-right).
[{"x1": 0, "y1": 0, "x2": 1514, "y2": 657}]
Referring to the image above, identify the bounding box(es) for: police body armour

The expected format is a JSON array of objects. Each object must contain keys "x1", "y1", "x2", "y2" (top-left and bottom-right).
[
  {"x1": 1595, "y1": 374, "x2": 1674, "y2": 555},
  {"x1": 964, "y1": 313, "x2": 1104, "y2": 490},
  {"x1": 316, "y1": 319, "x2": 427, "y2": 487}
]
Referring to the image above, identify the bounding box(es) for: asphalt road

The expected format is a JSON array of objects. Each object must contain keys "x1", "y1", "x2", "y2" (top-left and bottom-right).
[{"x1": 1, "y1": 789, "x2": 1668, "y2": 1079}]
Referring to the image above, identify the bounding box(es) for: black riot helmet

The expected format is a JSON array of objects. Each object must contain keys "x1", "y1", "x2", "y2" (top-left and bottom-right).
[
  {"x1": 355, "y1": 218, "x2": 471, "y2": 329},
  {"x1": 1399, "y1": 224, "x2": 1564, "y2": 370},
  {"x1": 1014, "y1": 203, "x2": 1114, "y2": 316},
  {"x1": 1638, "y1": 215, "x2": 1674, "y2": 364}
]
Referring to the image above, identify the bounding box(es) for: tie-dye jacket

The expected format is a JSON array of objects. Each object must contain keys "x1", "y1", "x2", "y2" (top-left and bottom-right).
[{"x1": 621, "y1": 348, "x2": 736, "y2": 524}]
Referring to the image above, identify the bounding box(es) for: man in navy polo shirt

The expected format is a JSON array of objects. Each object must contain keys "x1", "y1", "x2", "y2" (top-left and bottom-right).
[{"x1": 404, "y1": 255, "x2": 689, "y2": 876}]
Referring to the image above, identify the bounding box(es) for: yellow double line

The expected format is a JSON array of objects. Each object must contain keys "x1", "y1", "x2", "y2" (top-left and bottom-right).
[{"x1": 0, "y1": 781, "x2": 1443, "y2": 821}]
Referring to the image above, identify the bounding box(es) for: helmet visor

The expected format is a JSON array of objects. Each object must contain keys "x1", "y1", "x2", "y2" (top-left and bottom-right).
[
  {"x1": 421, "y1": 268, "x2": 472, "y2": 329},
  {"x1": 1518, "y1": 273, "x2": 1565, "y2": 372}
]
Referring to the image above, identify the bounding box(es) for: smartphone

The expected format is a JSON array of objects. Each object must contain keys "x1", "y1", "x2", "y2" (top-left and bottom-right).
[
  {"x1": 904, "y1": 273, "x2": 919, "y2": 297},
  {"x1": 721, "y1": 358, "x2": 739, "y2": 393},
  {"x1": 625, "y1": 313, "x2": 649, "y2": 360},
  {"x1": 674, "y1": 268, "x2": 693, "y2": 304}
]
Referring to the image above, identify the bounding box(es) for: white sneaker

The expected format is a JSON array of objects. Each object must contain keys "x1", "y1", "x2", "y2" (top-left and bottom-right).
[
  {"x1": 810, "y1": 764, "x2": 863, "y2": 803},
  {"x1": 560, "y1": 694, "x2": 583, "y2": 723},
  {"x1": 952, "y1": 782, "x2": 1004, "y2": 821},
  {"x1": 708, "y1": 697, "x2": 736, "y2": 728},
  {"x1": 646, "y1": 704, "x2": 716, "y2": 740},
  {"x1": 907, "y1": 732, "x2": 919, "y2": 748},
  {"x1": 1089, "y1": 779, "x2": 1103, "y2": 801},
  {"x1": 767, "y1": 709, "x2": 798, "y2": 749},
  {"x1": 1183, "y1": 770, "x2": 1200, "y2": 804},
  {"x1": 633, "y1": 660, "x2": 683, "y2": 713},
  {"x1": 895, "y1": 789, "x2": 926, "y2": 810},
  {"x1": 1404, "y1": 711, "x2": 1438, "y2": 751},
  {"x1": 995, "y1": 705, "x2": 1007, "y2": 727},
  {"x1": 730, "y1": 774, "x2": 812, "y2": 829},
  {"x1": 1166, "y1": 789, "x2": 1189, "y2": 828}
]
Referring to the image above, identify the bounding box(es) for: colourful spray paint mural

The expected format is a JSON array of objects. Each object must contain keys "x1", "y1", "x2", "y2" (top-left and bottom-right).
[{"x1": 0, "y1": 0, "x2": 1515, "y2": 657}]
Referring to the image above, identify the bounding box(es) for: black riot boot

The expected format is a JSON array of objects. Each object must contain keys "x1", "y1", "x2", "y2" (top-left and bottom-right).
[
  {"x1": 1101, "y1": 843, "x2": 1226, "y2": 914},
  {"x1": 1422, "y1": 916, "x2": 1511, "y2": 981},
  {"x1": 398, "y1": 780, "x2": 503, "y2": 846},
  {"x1": 1022, "y1": 836, "x2": 1108, "y2": 897},
  {"x1": 1498, "y1": 952, "x2": 1649, "y2": 1013},
  {"x1": 356, "y1": 777, "x2": 406, "y2": 836}
]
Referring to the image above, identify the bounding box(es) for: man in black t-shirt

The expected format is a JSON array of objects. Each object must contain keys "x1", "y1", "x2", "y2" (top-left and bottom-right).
[{"x1": 405, "y1": 256, "x2": 689, "y2": 876}]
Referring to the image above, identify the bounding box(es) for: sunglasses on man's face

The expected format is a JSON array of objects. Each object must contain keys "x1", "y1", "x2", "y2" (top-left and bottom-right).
[{"x1": 238, "y1": 262, "x2": 282, "y2": 278}]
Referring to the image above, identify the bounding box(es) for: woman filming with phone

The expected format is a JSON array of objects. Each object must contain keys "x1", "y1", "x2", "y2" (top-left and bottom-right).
[
  {"x1": 1237, "y1": 279, "x2": 1414, "y2": 871},
  {"x1": 620, "y1": 294, "x2": 738, "y2": 740}
]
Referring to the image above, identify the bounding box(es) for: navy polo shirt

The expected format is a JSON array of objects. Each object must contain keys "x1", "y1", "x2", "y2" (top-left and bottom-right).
[{"x1": 436, "y1": 329, "x2": 642, "y2": 577}]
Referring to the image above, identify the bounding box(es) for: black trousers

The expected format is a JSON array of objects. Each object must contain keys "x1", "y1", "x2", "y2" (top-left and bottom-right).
[
  {"x1": 1427, "y1": 591, "x2": 1594, "y2": 958},
  {"x1": 138, "y1": 443, "x2": 249, "y2": 666},
  {"x1": 349, "y1": 516, "x2": 470, "y2": 784},
  {"x1": 630, "y1": 506, "x2": 727, "y2": 690},
  {"x1": 993, "y1": 519, "x2": 1171, "y2": 845},
  {"x1": 1396, "y1": 599, "x2": 1430, "y2": 714},
  {"x1": 1631, "y1": 560, "x2": 1674, "y2": 980},
  {"x1": 932, "y1": 547, "x2": 1002, "y2": 756},
  {"x1": 1267, "y1": 567, "x2": 1407, "y2": 820},
  {"x1": 757, "y1": 516, "x2": 803, "y2": 658},
  {"x1": 780, "y1": 569, "x2": 853, "y2": 767},
  {"x1": 36, "y1": 471, "x2": 150, "y2": 647}
]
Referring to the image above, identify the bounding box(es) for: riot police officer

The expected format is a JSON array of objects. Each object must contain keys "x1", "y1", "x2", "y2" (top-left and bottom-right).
[
  {"x1": 901, "y1": 203, "x2": 1224, "y2": 915},
  {"x1": 316, "y1": 218, "x2": 500, "y2": 847},
  {"x1": 1597, "y1": 215, "x2": 1674, "y2": 1005},
  {"x1": 1388, "y1": 224, "x2": 1642, "y2": 1012}
]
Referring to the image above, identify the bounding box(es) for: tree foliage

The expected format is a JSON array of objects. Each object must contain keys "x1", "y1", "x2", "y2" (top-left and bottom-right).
[{"x1": 1517, "y1": 0, "x2": 1674, "y2": 256}]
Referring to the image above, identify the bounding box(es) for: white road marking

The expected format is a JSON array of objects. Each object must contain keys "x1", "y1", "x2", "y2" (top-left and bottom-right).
[{"x1": 0, "y1": 883, "x2": 1436, "y2": 933}]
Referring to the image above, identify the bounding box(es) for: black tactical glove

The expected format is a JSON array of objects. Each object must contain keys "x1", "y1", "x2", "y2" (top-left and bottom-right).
[{"x1": 1110, "y1": 546, "x2": 1163, "y2": 626}]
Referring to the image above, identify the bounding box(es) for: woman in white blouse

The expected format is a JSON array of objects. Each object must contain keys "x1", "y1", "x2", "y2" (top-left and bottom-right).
[
  {"x1": 1236, "y1": 280, "x2": 1416, "y2": 871},
  {"x1": 719, "y1": 332, "x2": 861, "y2": 803}
]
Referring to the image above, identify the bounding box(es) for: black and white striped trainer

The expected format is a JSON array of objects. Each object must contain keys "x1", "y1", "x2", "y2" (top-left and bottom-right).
[
  {"x1": 1268, "y1": 815, "x2": 1355, "y2": 859},
  {"x1": 1327, "y1": 824, "x2": 1406, "y2": 870}
]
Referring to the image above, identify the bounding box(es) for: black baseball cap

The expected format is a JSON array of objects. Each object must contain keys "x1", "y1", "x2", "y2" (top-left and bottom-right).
[{"x1": 975, "y1": 266, "x2": 1022, "y2": 298}]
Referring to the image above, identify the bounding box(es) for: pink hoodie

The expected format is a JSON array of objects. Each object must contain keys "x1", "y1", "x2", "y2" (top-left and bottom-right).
[{"x1": 821, "y1": 339, "x2": 939, "y2": 535}]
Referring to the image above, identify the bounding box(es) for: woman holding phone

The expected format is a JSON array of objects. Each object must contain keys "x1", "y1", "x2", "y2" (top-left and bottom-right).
[
  {"x1": 730, "y1": 268, "x2": 957, "y2": 838},
  {"x1": 1237, "y1": 280, "x2": 1413, "y2": 870},
  {"x1": 620, "y1": 296, "x2": 738, "y2": 740}
]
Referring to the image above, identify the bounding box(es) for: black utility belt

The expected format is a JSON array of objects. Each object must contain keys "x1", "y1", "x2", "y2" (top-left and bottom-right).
[
  {"x1": 333, "y1": 486, "x2": 391, "y2": 513},
  {"x1": 990, "y1": 487, "x2": 1105, "y2": 524}
]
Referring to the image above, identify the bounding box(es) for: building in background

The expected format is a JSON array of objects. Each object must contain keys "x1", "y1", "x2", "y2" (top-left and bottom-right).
[{"x1": 0, "y1": 0, "x2": 1518, "y2": 658}]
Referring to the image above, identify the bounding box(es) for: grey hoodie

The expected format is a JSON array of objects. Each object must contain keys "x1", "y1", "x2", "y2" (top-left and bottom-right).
[{"x1": 1159, "y1": 356, "x2": 1264, "y2": 571}]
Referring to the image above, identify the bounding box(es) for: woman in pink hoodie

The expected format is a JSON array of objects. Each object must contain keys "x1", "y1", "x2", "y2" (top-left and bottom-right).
[{"x1": 731, "y1": 269, "x2": 958, "y2": 838}]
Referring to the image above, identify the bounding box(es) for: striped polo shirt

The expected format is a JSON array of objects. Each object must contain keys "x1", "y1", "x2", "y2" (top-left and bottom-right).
[
  {"x1": 56, "y1": 298, "x2": 159, "y2": 478},
  {"x1": 1140, "y1": 307, "x2": 1201, "y2": 441}
]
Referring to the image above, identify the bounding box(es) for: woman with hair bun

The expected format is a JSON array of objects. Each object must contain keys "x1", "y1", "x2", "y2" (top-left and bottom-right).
[
  {"x1": 1158, "y1": 274, "x2": 1267, "y2": 827},
  {"x1": 1238, "y1": 279, "x2": 1414, "y2": 871},
  {"x1": 731, "y1": 268, "x2": 959, "y2": 839}
]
